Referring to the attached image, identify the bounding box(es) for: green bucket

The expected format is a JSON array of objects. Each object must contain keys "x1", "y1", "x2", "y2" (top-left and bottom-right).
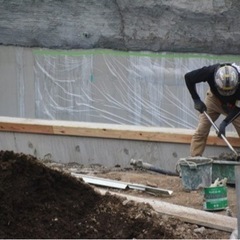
[
  {"x1": 203, "y1": 186, "x2": 228, "y2": 211},
  {"x1": 212, "y1": 160, "x2": 240, "y2": 185}
]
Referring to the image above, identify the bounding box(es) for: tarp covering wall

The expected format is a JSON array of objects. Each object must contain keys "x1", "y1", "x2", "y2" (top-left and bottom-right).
[
  {"x1": 1, "y1": 46, "x2": 240, "y2": 130},
  {"x1": 34, "y1": 49, "x2": 240, "y2": 130}
]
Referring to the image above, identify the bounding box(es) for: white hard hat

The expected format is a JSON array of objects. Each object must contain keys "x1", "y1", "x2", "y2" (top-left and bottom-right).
[{"x1": 215, "y1": 65, "x2": 239, "y2": 96}]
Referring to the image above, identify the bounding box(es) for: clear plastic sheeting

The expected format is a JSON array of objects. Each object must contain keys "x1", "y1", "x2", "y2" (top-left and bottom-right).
[{"x1": 34, "y1": 49, "x2": 240, "y2": 129}]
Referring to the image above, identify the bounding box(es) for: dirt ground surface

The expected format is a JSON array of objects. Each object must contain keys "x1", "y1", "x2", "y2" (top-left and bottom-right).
[{"x1": 0, "y1": 150, "x2": 235, "y2": 239}]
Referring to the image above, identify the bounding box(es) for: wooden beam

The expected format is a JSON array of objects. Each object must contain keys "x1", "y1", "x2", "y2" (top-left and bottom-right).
[
  {"x1": 98, "y1": 189, "x2": 237, "y2": 233},
  {"x1": 0, "y1": 116, "x2": 240, "y2": 147},
  {"x1": 0, "y1": 121, "x2": 54, "y2": 134}
]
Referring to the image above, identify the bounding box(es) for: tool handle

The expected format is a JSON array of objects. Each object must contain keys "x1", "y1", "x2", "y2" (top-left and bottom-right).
[{"x1": 203, "y1": 111, "x2": 238, "y2": 156}]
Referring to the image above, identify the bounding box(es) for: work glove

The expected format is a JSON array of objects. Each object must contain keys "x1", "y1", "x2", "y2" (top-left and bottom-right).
[
  {"x1": 193, "y1": 99, "x2": 207, "y2": 113},
  {"x1": 217, "y1": 121, "x2": 228, "y2": 138}
]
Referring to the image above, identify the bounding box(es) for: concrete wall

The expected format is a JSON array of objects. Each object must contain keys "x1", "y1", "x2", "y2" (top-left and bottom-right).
[
  {"x1": 0, "y1": 46, "x2": 35, "y2": 117},
  {"x1": 0, "y1": 45, "x2": 240, "y2": 169},
  {"x1": 0, "y1": 131, "x2": 231, "y2": 172}
]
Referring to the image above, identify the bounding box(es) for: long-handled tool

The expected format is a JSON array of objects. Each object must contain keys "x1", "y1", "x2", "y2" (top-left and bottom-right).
[{"x1": 203, "y1": 111, "x2": 240, "y2": 160}]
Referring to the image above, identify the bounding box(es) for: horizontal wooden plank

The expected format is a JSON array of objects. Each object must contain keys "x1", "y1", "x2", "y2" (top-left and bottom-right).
[
  {"x1": 52, "y1": 125, "x2": 194, "y2": 143},
  {"x1": 0, "y1": 122, "x2": 54, "y2": 134},
  {"x1": 0, "y1": 117, "x2": 240, "y2": 147}
]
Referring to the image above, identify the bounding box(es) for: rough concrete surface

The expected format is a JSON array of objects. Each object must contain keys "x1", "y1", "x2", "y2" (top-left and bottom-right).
[{"x1": 1, "y1": 0, "x2": 240, "y2": 54}]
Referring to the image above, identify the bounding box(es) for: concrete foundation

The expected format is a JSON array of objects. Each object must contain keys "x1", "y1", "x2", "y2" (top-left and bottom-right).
[{"x1": 0, "y1": 131, "x2": 235, "y2": 173}]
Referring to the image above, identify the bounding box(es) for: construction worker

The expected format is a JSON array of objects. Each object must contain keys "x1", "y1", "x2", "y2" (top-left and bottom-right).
[{"x1": 185, "y1": 63, "x2": 240, "y2": 157}]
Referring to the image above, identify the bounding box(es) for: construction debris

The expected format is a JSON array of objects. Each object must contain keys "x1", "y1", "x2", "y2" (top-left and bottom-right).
[
  {"x1": 71, "y1": 172, "x2": 173, "y2": 196},
  {"x1": 210, "y1": 178, "x2": 228, "y2": 187}
]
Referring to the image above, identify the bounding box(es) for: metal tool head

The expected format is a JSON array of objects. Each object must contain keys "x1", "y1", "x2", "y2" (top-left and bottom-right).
[{"x1": 219, "y1": 152, "x2": 240, "y2": 161}]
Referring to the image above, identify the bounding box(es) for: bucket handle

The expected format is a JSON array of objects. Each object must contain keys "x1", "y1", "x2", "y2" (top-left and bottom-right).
[
  {"x1": 176, "y1": 159, "x2": 198, "y2": 174},
  {"x1": 176, "y1": 158, "x2": 213, "y2": 175}
]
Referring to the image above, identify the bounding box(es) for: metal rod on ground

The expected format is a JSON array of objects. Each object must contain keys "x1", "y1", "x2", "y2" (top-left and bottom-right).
[
  {"x1": 130, "y1": 159, "x2": 178, "y2": 176},
  {"x1": 235, "y1": 165, "x2": 240, "y2": 239},
  {"x1": 203, "y1": 111, "x2": 239, "y2": 157}
]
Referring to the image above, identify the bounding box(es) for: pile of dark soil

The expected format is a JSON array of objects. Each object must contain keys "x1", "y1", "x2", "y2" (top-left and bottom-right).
[{"x1": 0, "y1": 150, "x2": 230, "y2": 239}]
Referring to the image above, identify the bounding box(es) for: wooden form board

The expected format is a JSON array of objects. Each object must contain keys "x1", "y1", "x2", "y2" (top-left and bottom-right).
[
  {"x1": 98, "y1": 189, "x2": 237, "y2": 233},
  {"x1": 0, "y1": 116, "x2": 240, "y2": 147}
]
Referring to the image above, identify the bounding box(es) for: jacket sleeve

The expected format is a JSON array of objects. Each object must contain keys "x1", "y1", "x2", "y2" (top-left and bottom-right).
[
  {"x1": 184, "y1": 65, "x2": 217, "y2": 100},
  {"x1": 224, "y1": 106, "x2": 240, "y2": 125}
]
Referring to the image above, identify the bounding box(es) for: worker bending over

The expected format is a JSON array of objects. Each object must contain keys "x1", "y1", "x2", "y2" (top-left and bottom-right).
[{"x1": 185, "y1": 63, "x2": 240, "y2": 156}]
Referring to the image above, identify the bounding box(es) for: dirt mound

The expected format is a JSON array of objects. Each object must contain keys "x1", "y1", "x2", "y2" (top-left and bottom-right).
[{"x1": 0, "y1": 150, "x2": 230, "y2": 239}]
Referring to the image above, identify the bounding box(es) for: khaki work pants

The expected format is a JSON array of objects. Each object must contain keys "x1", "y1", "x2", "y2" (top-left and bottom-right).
[{"x1": 190, "y1": 90, "x2": 240, "y2": 157}]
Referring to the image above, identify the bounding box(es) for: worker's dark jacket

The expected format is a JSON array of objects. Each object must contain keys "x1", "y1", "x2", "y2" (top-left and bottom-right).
[{"x1": 185, "y1": 63, "x2": 240, "y2": 125}]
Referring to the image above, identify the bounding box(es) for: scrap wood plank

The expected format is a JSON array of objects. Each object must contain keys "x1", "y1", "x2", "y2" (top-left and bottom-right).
[{"x1": 97, "y1": 189, "x2": 237, "y2": 233}]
